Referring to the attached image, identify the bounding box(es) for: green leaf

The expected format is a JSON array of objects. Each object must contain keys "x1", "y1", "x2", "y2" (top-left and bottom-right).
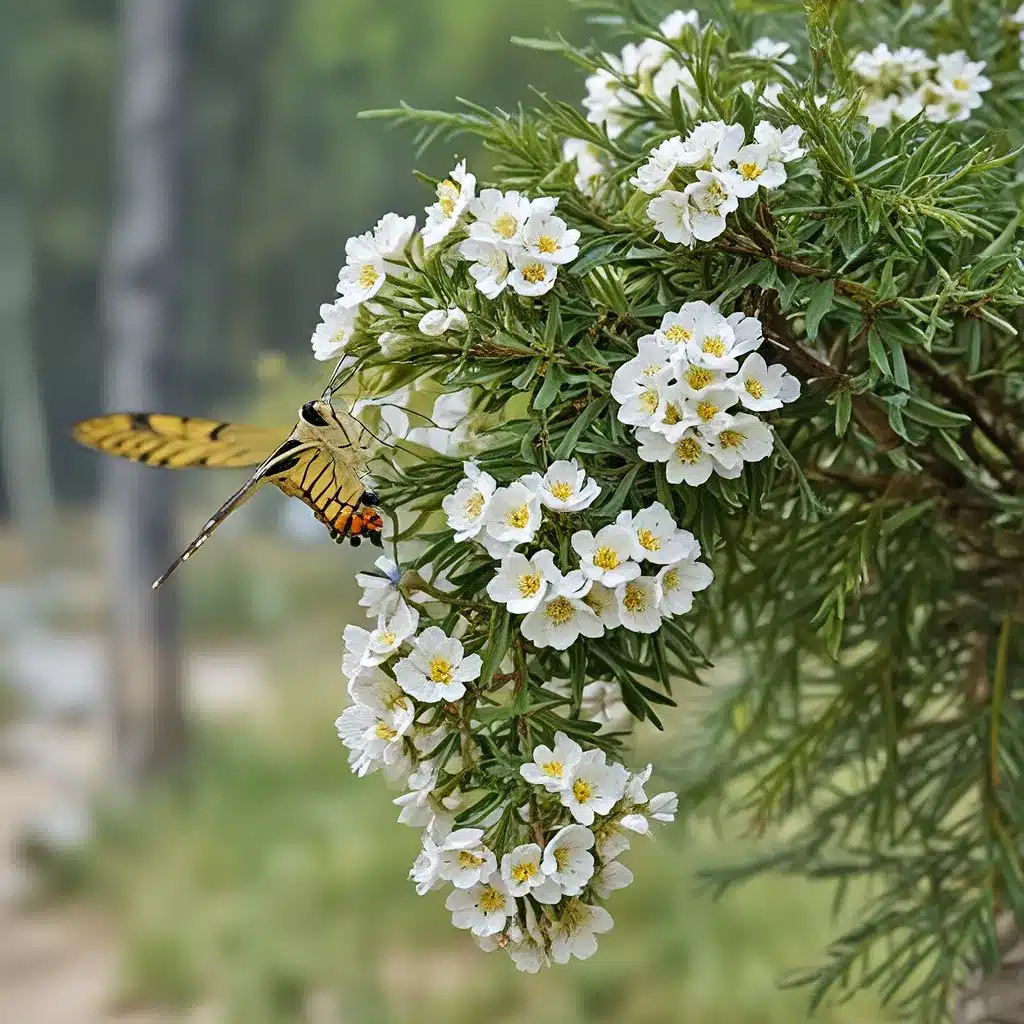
[
  {"x1": 477, "y1": 607, "x2": 511, "y2": 689},
  {"x1": 805, "y1": 280, "x2": 835, "y2": 341},
  {"x1": 834, "y1": 390, "x2": 852, "y2": 437},
  {"x1": 902, "y1": 396, "x2": 971, "y2": 429},
  {"x1": 533, "y1": 364, "x2": 565, "y2": 410},
  {"x1": 867, "y1": 326, "x2": 892, "y2": 379},
  {"x1": 553, "y1": 396, "x2": 609, "y2": 460}
]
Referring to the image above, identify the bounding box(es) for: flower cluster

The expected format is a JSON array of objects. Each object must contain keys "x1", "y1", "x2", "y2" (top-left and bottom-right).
[
  {"x1": 610, "y1": 301, "x2": 800, "y2": 485},
  {"x1": 634, "y1": 119, "x2": 805, "y2": 246},
  {"x1": 443, "y1": 461, "x2": 714, "y2": 648},
  {"x1": 850, "y1": 44, "x2": 991, "y2": 128}
]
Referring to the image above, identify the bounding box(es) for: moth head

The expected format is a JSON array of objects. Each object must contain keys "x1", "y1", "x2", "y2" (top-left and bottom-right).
[{"x1": 300, "y1": 400, "x2": 330, "y2": 427}]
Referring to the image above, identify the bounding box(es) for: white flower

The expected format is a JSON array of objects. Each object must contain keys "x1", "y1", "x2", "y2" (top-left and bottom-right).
[
  {"x1": 418, "y1": 305, "x2": 468, "y2": 336},
  {"x1": 563, "y1": 138, "x2": 605, "y2": 196},
  {"x1": 394, "y1": 626, "x2": 482, "y2": 703},
  {"x1": 410, "y1": 833, "x2": 444, "y2": 895},
  {"x1": 656, "y1": 301, "x2": 714, "y2": 350},
  {"x1": 468, "y1": 188, "x2": 532, "y2": 249},
  {"x1": 483, "y1": 481, "x2": 542, "y2": 551},
  {"x1": 613, "y1": 369, "x2": 670, "y2": 429},
  {"x1": 615, "y1": 502, "x2": 694, "y2": 564},
  {"x1": 592, "y1": 859, "x2": 635, "y2": 899},
  {"x1": 595, "y1": 824, "x2": 631, "y2": 861},
  {"x1": 935, "y1": 51, "x2": 991, "y2": 106},
  {"x1": 735, "y1": 352, "x2": 800, "y2": 411},
  {"x1": 706, "y1": 413, "x2": 775, "y2": 473},
  {"x1": 725, "y1": 144, "x2": 787, "y2": 196},
  {"x1": 354, "y1": 385, "x2": 412, "y2": 442},
  {"x1": 753, "y1": 121, "x2": 805, "y2": 163},
  {"x1": 676, "y1": 361, "x2": 731, "y2": 401},
  {"x1": 335, "y1": 675, "x2": 414, "y2": 779},
  {"x1": 501, "y1": 843, "x2": 562, "y2": 901},
  {"x1": 508, "y1": 250, "x2": 559, "y2": 297},
  {"x1": 442, "y1": 462, "x2": 497, "y2": 541},
  {"x1": 610, "y1": 337, "x2": 673, "y2": 404},
  {"x1": 678, "y1": 121, "x2": 745, "y2": 170},
  {"x1": 523, "y1": 459, "x2": 601, "y2": 512},
  {"x1": 686, "y1": 308, "x2": 762, "y2": 372},
  {"x1": 649, "y1": 791, "x2": 679, "y2": 822},
  {"x1": 541, "y1": 824, "x2": 596, "y2": 895},
  {"x1": 561, "y1": 749, "x2": 630, "y2": 825},
  {"x1": 549, "y1": 901, "x2": 614, "y2": 964},
  {"x1": 862, "y1": 95, "x2": 900, "y2": 129},
  {"x1": 422, "y1": 160, "x2": 476, "y2": 248},
  {"x1": 572, "y1": 525, "x2": 642, "y2": 587},
  {"x1": 631, "y1": 136, "x2": 686, "y2": 194},
  {"x1": 660, "y1": 9, "x2": 700, "y2": 39},
  {"x1": 636, "y1": 426, "x2": 716, "y2": 486},
  {"x1": 487, "y1": 550, "x2": 553, "y2": 614},
  {"x1": 394, "y1": 762, "x2": 446, "y2": 831},
  {"x1": 580, "y1": 582, "x2": 621, "y2": 631},
  {"x1": 341, "y1": 624, "x2": 373, "y2": 679},
  {"x1": 459, "y1": 238, "x2": 511, "y2": 298},
  {"x1": 522, "y1": 213, "x2": 580, "y2": 265},
  {"x1": 408, "y1": 389, "x2": 474, "y2": 456},
  {"x1": 371, "y1": 212, "x2": 417, "y2": 258},
  {"x1": 520, "y1": 559, "x2": 602, "y2": 651},
  {"x1": 364, "y1": 600, "x2": 419, "y2": 664},
  {"x1": 581, "y1": 681, "x2": 631, "y2": 733},
  {"x1": 337, "y1": 232, "x2": 388, "y2": 307},
  {"x1": 437, "y1": 828, "x2": 497, "y2": 889},
  {"x1": 311, "y1": 300, "x2": 358, "y2": 361},
  {"x1": 684, "y1": 170, "x2": 739, "y2": 241},
  {"x1": 652, "y1": 59, "x2": 699, "y2": 108},
  {"x1": 682, "y1": 385, "x2": 739, "y2": 435},
  {"x1": 615, "y1": 576, "x2": 664, "y2": 635},
  {"x1": 583, "y1": 61, "x2": 633, "y2": 139},
  {"x1": 657, "y1": 553, "x2": 714, "y2": 616},
  {"x1": 355, "y1": 557, "x2": 403, "y2": 619},
  {"x1": 746, "y1": 37, "x2": 797, "y2": 65},
  {"x1": 647, "y1": 190, "x2": 694, "y2": 246},
  {"x1": 520, "y1": 730, "x2": 583, "y2": 792},
  {"x1": 446, "y1": 871, "x2": 514, "y2": 937},
  {"x1": 505, "y1": 902, "x2": 551, "y2": 973}
]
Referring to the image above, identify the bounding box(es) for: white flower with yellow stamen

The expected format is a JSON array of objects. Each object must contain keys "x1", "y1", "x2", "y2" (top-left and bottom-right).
[
  {"x1": 681, "y1": 385, "x2": 739, "y2": 435},
  {"x1": 509, "y1": 249, "x2": 559, "y2": 297},
  {"x1": 487, "y1": 550, "x2": 553, "y2": 614},
  {"x1": 684, "y1": 169, "x2": 739, "y2": 241},
  {"x1": 572, "y1": 524, "x2": 642, "y2": 587},
  {"x1": 394, "y1": 625, "x2": 482, "y2": 703},
  {"x1": 614, "y1": 575, "x2": 664, "y2": 635},
  {"x1": 365, "y1": 600, "x2": 420, "y2": 664},
  {"x1": 685, "y1": 308, "x2": 761, "y2": 372},
  {"x1": 446, "y1": 871, "x2": 515, "y2": 936},
  {"x1": 459, "y1": 238, "x2": 511, "y2": 298},
  {"x1": 734, "y1": 352, "x2": 800, "y2": 411},
  {"x1": 522, "y1": 212, "x2": 580, "y2": 266},
  {"x1": 550, "y1": 900, "x2": 615, "y2": 964},
  {"x1": 561, "y1": 749, "x2": 630, "y2": 825},
  {"x1": 636, "y1": 425, "x2": 717, "y2": 486},
  {"x1": 705, "y1": 412, "x2": 775, "y2": 474},
  {"x1": 311, "y1": 300, "x2": 359, "y2": 361},
  {"x1": 336, "y1": 231, "x2": 388, "y2": 307},
  {"x1": 520, "y1": 559, "x2": 602, "y2": 651},
  {"x1": 422, "y1": 159, "x2": 476, "y2": 248},
  {"x1": 520, "y1": 730, "x2": 583, "y2": 792},
  {"x1": 678, "y1": 120, "x2": 745, "y2": 170},
  {"x1": 615, "y1": 502, "x2": 695, "y2": 565},
  {"x1": 655, "y1": 301, "x2": 715, "y2": 351},
  {"x1": 581, "y1": 581, "x2": 621, "y2": 631},
  {"x1": 335, "y1": 685, "x2": 414, "y2": 779},
  {"x1": 611, "y1": 337, "x2": 674, "y2": 405},
  {"x1": 437, "y1": 828, "x2": 497, "y2": 889},
  {"x1": 745, "y1": 37, "x2": 798, "y2": 65},
  {"x1": 522, "y1": 459, "x2": 601, "y2": 512},
  {"x1": 468, "y1": 188, "x2": 532, "y2": 249},
  {"x1": 631, "y1": 136, "x2": 686, "y2": 194},
  {"x1": 615, "y1": 365, "x2": 672, "y2": 429},
  {"x1": 501, "y1": 843, "x2": 562, "y2": 901},
  {"x1": 725, "y1": 143, "x2": 787, "y2": 197},
  {"x1": 754, "y1": 121, "x2": 806, "y2": 163},
  {"x1": 657, "y1": 552, "x2": 714, "y2": 617},
  {"x1": 442, "y1": 462, "x2": 497, "y2": 542},
  {"x1": 541, "y1": 824, "x2": 596, "y2": 895},
  {"x1": 676, "y1": 360, "x2": 731, "y2": 399},
  {"x1": 647, "y1": 189, "x2": 695, "y2": 246},
  {"x1": 483, "y1": 481, "x2": 543, "y2": 552}
]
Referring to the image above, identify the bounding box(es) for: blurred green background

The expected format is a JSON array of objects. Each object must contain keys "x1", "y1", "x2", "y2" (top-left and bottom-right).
[{"x1": 0, "y1": 1, "x2": 891, "y2": 1021}]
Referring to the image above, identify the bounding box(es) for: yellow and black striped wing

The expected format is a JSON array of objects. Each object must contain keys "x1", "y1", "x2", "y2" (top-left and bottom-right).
[
  {"x1": 272, "y1": 445, "x2": 384, "y2": 546},
  {"x1": 73, "y1": 413, "x2": 284, "y2": 469}
]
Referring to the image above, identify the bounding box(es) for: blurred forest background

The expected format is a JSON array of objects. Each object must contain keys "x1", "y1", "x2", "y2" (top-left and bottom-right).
[{"x1": 0, "y1": 1, "x2": 891, "y2": 1022}]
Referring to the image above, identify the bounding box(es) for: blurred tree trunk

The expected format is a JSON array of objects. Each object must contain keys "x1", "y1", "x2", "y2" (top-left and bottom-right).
[
  {"x1": 0, "y1": 192, "x2": 58, "y2": 562},
  {"x1": 955, "y1": 915, "x2": 1024, "y2": 1024},
  {"x1": 104, "y1": 0, "x2": 186, "y2": 782}
]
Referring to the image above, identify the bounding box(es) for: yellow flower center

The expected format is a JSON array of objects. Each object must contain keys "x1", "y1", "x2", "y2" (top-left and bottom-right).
[
  {"x1": 592, "y1": 546, "x2": 620, "y2": 571},
  {"x1": 517, "y1": 572, "x2": 542, "y2": 598},
  {"x1": 952, "y1": 76, "x2": 969, "y2": 90},
  {"x1": 663, "y1": 324, "x2": 693, "y2": 343},
  {"x1": 520, "y1": 262, "x2": 548, "y2": 284},
  {"x1": 537, "y1": 234, "x2": 559, "y2": 254},
  {"x1": 545, "y1": 596, "x2": 575, "y2": 625},
  {"x1": 663, "y1": 567, "x2": 680, "y2": 592},
  {"x1": 702, "y1": 336, "x2": 727, "y2": 357},
  {"x1": 745, "y1": 377, "x2": 766, "y2": 400},
  {"x1": 438, "y1": 179, "x2": 458, "y2": 217},
  {"x1": 640, "y1": 388, "x2": 660, "y2": 414},
  {"x1": 553, "y1": 847, "x2": 570, "y2": 871},
  {"x1": 696, "y1": 400, "x2": 719, "y2": 422},
  {"x1": 494, "y1": 212, "x2": 519, "y2": 239},
  {"x1": 549, "y1": 481, "x2": 575, "y2": 501},
  {"x1": 358, "y1": 264, "x2": 380, "y2": 289},
  {"x1": 663, "y1": 403, "x2": 682, "y2": 426},
  {"x1": 637, "y1": 528, "x2": 660, "y2": 552},
  {"x1": 478, "y1": 886, "x2": 506, "y2": 913},
  {"x1": 584, "y1": 589, "x2": 608, "y2": 615},
  {"x1": 378, "y1": 630, "x2": 396, "y2": 647},
  {"x1": 676, "y1": 437, "x2": 703, "y2": 464},
  {"x1": 707, "y1": 181, "x2": 727, "y2": 204},
  {"x1": 685, "y1": 366, "x2": 714, "y2": 390},
  {"x1": 458, "y1": 850, "x2": 484, "y2": 868},
  {"x1": 375, "y1": 722, "x2": 398, "y2": 741},
  {"x1": 541, "y1": 759, "x2": 564, "y2": 778},
  {"x1": 506, "y1": 503, "x2": 531, "y2": 529},
  {"x1": 622, "y1": 582, "x2": 647, "y2": 613},
  {"x1": 429, "y1": 657, "x2": 454, "y2": 685},
  {"x1": 718, "y1": 428, "x2": 745, "y2": 450},
  {"x1": 739, "y1": 161, "x2": 763, "y2": 181},
  {"x1": 641, "y1": 363, "x2": 662, "y2": 377},
  {"x1": 464, "y1": 491, "x2": 486, "y2": 519},
  {"x1": 510, "y1": 861, "x2": 537, "y2": 884},
  {"x1": 572, "y1": 778, "x2": 594, "y2": 804},
  {"x1": 384, "y1": 691, "x2": 409, "y2": 712}
]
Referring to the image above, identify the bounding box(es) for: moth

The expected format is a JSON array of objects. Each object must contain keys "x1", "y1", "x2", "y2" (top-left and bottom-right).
[{"x1": 74, "y1": 398, "x2": 384, "y2": 588}]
